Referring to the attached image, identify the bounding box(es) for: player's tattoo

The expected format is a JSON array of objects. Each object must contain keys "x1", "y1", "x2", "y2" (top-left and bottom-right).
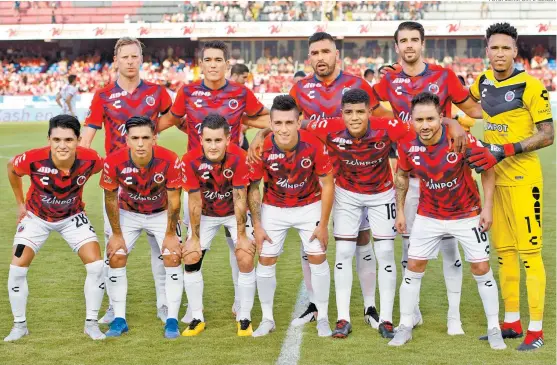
[
  {"x1": 104, "y1": 190, "x2": 122, "y2": 235},
  {"x1": 519, "y1": 121, "x2": 554, "y2": 153},
  {"x1": 394, "y1": 168, "x2": 410, "y2": 213},
  {"x1": 188, "y1": 191, "x2": 202, "y2": 239},
  {"x1": 166, "y1": 189, "x2": 181, "y2": 235},
  {"x1": 247, "y1": 180, "x2": 263, "y2": 227},
  {"x1": 233, "y1": 187, "x2": 248, "y2": 236}
]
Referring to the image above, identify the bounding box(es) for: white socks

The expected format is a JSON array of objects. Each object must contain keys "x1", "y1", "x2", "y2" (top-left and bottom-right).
[
  {"x1": 300, "y1": 246, "x2": 314, "y2": 303},
  {"x1": 8, "y1": 265, "x2": 29, "y2": 323},
  {"x1": 310, "y1": 261, "x2": 330, "y2": 321},
  {"x1": 374, "y1": 239, "x2": 396, "y2": 323},
  {"x1": 334, "y1": 241, "x2": 356, "y2": 322},
  {"x1": 84, "y1": 260, "x2": 104, "y2": 321},
  {"x1": 183, "y1": 270, "x2": 204, "y2": 322},
  {"x1": 399, "y1": 269, "x2": 424, "y2": 328},
  {"x1": 441, "y1": 237, "x2": 462, "y2": 321},
  {"x1": 165, "y1": 266, "x2": 184, "y2": 320},
  {"x1": 504, "y1": 312, "x2": 520, "y2": 323},
  {"x1": 256, "y1": 264, "x2": 276, "y2": 322},
  {"x1": 107, "y1": 266, "x2": 127, "y2": 319},
  {"x1": 356, "y1": 243, "x2": 377, "y2": 309},
  {"x1": 473, "y1": 269, "x2": 500, "y2": 330},
  {"x1": 237, "y1": 269, "x2": 256, "y2": 321},
  {"x1": 147, "y1": 234, "x2": 167, "y2": 309},
  {"x1": 226, "y1": 234, "x2": 240, "y2": 308}
]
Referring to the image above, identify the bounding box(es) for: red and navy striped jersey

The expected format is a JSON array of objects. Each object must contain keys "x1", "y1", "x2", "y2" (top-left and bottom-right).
[
  {"x1": 397, "y1": 125, "x2": 481, "y2": 220},
  {"x1": 290, "y1": 72, "x2": 380, "y2": 122},
  {"x1": 12, "y1": 146, "x2": 103, "y2": 222},
  {"x1": 84, "y1": 80, "x2": 172, "y2": 155},
  {"x1": 170, "y1": 80, "x2": 264, "y2": 152},
  {"x1": 308, "y1": 117, "x2": 409, "y2": 194},
  {"x1": 250, "y1": 130, "x2": 332, "y2": 208},
  {"x1": 181, "y1": 143, "x2": 250, "y2": 217},
  {"x1": 373, "y1": 63, "x2": 469, "y2": 123},
  {"x1": 100, "y1": 145, "x2": 182, "y2": 215}
]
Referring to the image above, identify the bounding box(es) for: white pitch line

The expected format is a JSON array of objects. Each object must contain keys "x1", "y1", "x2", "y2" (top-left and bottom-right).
[
  {"x1": 0, "y1": 144, "x2": 22, "y2": 149},
  {"x1": 276, "y1": 281, "x2": 308, "y2": 365}
]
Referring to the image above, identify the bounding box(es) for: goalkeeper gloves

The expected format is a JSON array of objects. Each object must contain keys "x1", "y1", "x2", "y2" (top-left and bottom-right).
[{"x1": 465, "y1": 140, "x2": 522, "y2": 173}]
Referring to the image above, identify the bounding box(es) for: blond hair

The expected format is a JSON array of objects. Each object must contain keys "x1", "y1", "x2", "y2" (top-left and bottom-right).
[{"x1": 114, "y1": 37, "x2": 143, "y2": 57}]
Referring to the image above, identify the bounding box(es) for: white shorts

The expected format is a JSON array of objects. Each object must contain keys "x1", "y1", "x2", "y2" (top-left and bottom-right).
[
  {"x1": 403, "y1": 177, "x2": 420, "y2": 237},
  {"x1": 117, "y1": 209, "x2": 168, "y2": 255},
  {"x1": 200, "y1": 215, "x2": 237, "y2": 250},
  {"x1": 260, "y1": 201, "x2": 325, "y2": 257},
  {"x1": 333, "y1": 185, "x2": 397, "y2": 240},
  {"x1": 182, "y1": 190, "x2": 190, "y2": 227},
  {"x1": 409, "y1": 215, "x2": 489, "y2": 263},
  {"x1": 14, "y1": 211, "x2": 98, "y2": 253}
]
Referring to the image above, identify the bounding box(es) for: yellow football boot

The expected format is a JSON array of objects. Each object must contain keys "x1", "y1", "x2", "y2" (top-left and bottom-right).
[
  {"x1": 237, "y1": 319, "x2": 253, "y2": 337},
  {"x1": 182, "y1": 319, "x2": 206, "y2": 337}
]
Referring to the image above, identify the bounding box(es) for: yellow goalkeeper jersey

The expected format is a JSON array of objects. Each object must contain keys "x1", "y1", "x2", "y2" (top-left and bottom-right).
[{"x1": 470, "y1": 69, "x2": 553, "y2": 186}]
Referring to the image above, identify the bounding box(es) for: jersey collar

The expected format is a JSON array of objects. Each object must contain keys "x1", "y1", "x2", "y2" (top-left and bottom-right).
[
  {"x1": 400, "y1": 62, "x2": 429, "y2": 78},
  {"x1": 115, "y1": 79, "x2": 144, "y2": 94},
  {"x1": 271, "y1": 131, "x2": 300, "y2": 152},
  {"x1": 129, "y1": 147, "x2": 155, "y2": 170},
  {"x1": 201, "y1": 79, "x2": 229, "y2": 91},
  {"x1": 49, "y1": 151, "x2": 78, "y2": 177},
  {"x1": 346, "y1": 121, "x2": 372, "y2": 140},
  {"x1": 313, "y1": 70, "x2": 343, "y2": 86},
  {"x1": 493, "y1": 68, "x2": 523, "y2": 83}
]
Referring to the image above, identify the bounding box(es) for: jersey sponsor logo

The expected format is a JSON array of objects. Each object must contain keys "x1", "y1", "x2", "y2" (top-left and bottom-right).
[
  {"x1": 229, "y1": 99, "x2": 239, "y2": 110},
  {"x1": 342, "y1": 157, "x2": 383, "y2": 167},
  {"x1": 276, "y1": 177, "x2": 306, "y2": 189},
  {"x1": 38, "y1": 166, "x2": 58, "y2": 174},
  {"x1": 41, "y1": 195, "x2": 77, "y2": 205},
  {"x1": 302, "y1": 83, "x2": 322, "y2": 89},
  {"x1": 194, "y1": 99, "x2": 203, "y2": 108},
  {"x1": 446, "y1": 152, "x2": 459, "y2": 164},
  {"x1": 203, "y1": 190, "x2": 232, "y2": 200},
  {"x1": 267, "y1": 153, "x2": 285, "y2": 161},
  {"x1": 223, "y1": 168, "x2": 234, "y2": 178},
  {"x1": 484, "y1": 122, "x2": 509, "y2": 132},
  {"x1": 425, "y1": 177, "x2": 459, "y2": 190},
  {"x1": 308, "y1": 90, "x2": 316, "y2": 99},
  {"x1": 146, "y1": 95, "x2": 156, "y2": 106},
  {"x1": 127, "y1": 191, "x2": 163, "y2": 201},
  {"x1": 504, "y1": 91, "x2": 515, "y2": 102},
  {"x1": 300, "y1": 158, "x2": 312, "y2": 169},
  {"x1": 109, "y1": 91, "x2": 128, "y2": 99},
  {"x1": 392, "y1": 78, "x2": 410, "y2": 84},
  {"x1": 409, "y1": 146, "x2": 427, "y2": 153},
  {"x1": 121, "y1": 167, "x2": 139, "y2": 174},
  {"x1": 192, "y1": 90, "x2": 211, "y2": 97},
  {"x1": 428, "y1": 83, "x2": 440, "y2": 94},
  {"x1": 13, "y1": 153, "x2": 26, "y2": 167},
  {"x1": 198, "y1": 163, "x2": 213, "y2": 171},
  {"x1": 481, "y1": 79, "x2": 495, "y2": 86},
  {"x1": 76, "y1": 175, "x2": 87, "y2": 186},
  {"x1": 153, "y1": 173, "x2": 165, "y2": 184},
  {"x1": 332, "y1": 137, "x2": 353, "y2": 150}
]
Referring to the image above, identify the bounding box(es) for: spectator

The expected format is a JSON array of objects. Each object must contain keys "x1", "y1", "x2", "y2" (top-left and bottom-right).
[
  {"x1": 229, "y1": 63, "x2": 250, "y2": 84},
  {"x1": 293, "y1": 71, "x2": 306, "y2": 83},
  {"x1": 363, "y1": 68, "x2": 376, "y2": 86}
]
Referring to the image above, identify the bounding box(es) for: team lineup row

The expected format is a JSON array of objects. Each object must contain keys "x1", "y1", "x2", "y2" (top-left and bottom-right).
[{"x1": 5, "y1": 21, "x2": 553, "y2": 353}]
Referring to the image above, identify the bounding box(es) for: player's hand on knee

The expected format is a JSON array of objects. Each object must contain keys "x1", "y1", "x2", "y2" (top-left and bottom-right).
[
  {"x1": 395, "y1": 215, "x2": 407, "y2": 235},
  {"x1": 310, "y1": 223, "x2": 329, "y2": 251},
  {"x1": 479, "y1": 210, "x2": 493, "y2": 232},
  {"x1": 182, "y1": 237, "x2": 202, "y2": 265},
  {"x1": 253, "y1": 226, "x2": 272, "y2": 255},
  {"x1": 16, "y1": 203, "x2": 28, "y2": 224},
  {"x1": 162, "y1": 233, "x2": 182, "y2": 265},
  {"x1": 236, "y1": 233, "x2": 256, "y2": 257},
  {"x1": 106, "y1": 233, "x2": 127, "y2": 259}
]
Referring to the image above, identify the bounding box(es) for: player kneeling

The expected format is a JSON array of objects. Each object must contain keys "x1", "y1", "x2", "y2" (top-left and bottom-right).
[
  {"x1": 389, "y1": 93, "x2": 506, "y2": 350},
  {"x1": 5, "y1": 115, "x2": 105, "y2": 342},
  {"x1": 248, "y1": 95, "x2": 334, "y2": 338},
  {"x1": 100, "y1": 116, "x2": 184, "y2": 339},
  {"x1": 180, "y1": 114, "x2": 255, "y2": 337}
]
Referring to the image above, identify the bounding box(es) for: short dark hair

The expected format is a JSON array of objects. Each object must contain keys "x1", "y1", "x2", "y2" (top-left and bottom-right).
[
  {"x1": 68, "y1": 74, "x2": 77, "y2": 84},
  {"x1": 200, "y1": 40, "x2": 229, "y2": 60},
  {"x1": 270, "y1": 94, "x2": 298, "y2": 115},
  {"x1": 411, "y1": 92, "x2": 441, "y2": 112},
  {"x1": 394, "y1": 21, "x2": 425, "y2": 44},
  {"x1": 201, "y1": 114, "x2": 230, "y2": 136},
  {"x1": 486, "y1": 22, "x2": 518, "y2": 42},
  {"x1": 363, "y1": 69, "x2": 374, "y2": 78},
  {"x1": 230, "y1": 63, "x2": 249, "y2": 76},
  {"x1": 341, "y1": 89, "x2": 370, "y2": 107},
  {"x1": 124, "y1": 116, "x2": 155, "y2": 134},
  {"x1": 48, "y1": 114, "x2": 81, "y2": 138},
  {"x1": 294, "y1": 71, "x2": 306, "y2": 78},
  {"x1": 308, "y1": 32, "x2": 335, "y2": 47}
]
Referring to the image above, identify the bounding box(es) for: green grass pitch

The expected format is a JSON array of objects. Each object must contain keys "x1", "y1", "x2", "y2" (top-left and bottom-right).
[{"x1": 0, "y1": 122, "x2": 554, "y2": 365}]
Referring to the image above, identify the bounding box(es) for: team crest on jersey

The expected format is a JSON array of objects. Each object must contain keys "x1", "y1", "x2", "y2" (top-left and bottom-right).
[
  {"x1": 229, "y1": 99, "x2": 239, "y2": 110},
  {"x1": 428, "y1": 83, "x2": 440, "y2": 94},
  {"x1": 505, "y1": 91, "x2": 515, "y2": 102},
  {"x1": 17, "y1": 224, "x2": 25, "y2": 233},
  {"x1": 374, "y1": 141, "x2": 386, "y2": 150},
  {"x1": 76, "y1": 175, "x2": 87, "y2": 186},
  {"x1": 300, "y1": 158, "x2": 312, "y2": 169},
  {"x1": 223, "y1": 169, "x2": 234, "y2": 178},
  {"x1": 446, "y1": 152, "x2": 459, "y2": 164},
  {"x1": 153, "y1": 173, "x2": 165, "y2": 184},
  {"x1": 146, "y1": 95, "x2": 156, "y2": 106}
]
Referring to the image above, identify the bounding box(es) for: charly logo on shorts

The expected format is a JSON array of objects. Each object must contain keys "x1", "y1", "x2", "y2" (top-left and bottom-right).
[
  {"x1": 300, "y1": 157, "x2": 312, "y2": 168},
  {"x1": 76, "y1": 175, "x2": 87, "y2": 186},
  {"x1": 446, "y1": 152, "x2": 459, "y2": 164},
  {"x1": 229, "y1": 99, "x2": 239, "y2": 110},
  {"x1": 146, "y1": 95, "x2": 156, "y2": 106},
  {"x1": 428, "y1": 83, "x2": 439, "y2": 94},
  {"x1": 504, "y1": 91, "x2": 515, "y2": 102},
  {"x1": 153, "y1": 173, "x2": 165, "y2": 183},
  {"x1": 223, "y1": 169, "x2": 234, "y2": 178}
]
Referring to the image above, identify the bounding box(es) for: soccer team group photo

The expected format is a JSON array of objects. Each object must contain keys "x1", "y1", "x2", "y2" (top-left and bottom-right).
[{"x1": 0, "y1": 1, "x2": 555, "y2": 364}]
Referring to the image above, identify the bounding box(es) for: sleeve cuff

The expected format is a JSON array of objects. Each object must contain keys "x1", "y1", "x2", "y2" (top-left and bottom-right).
[
  {"x1": 453, "y1": 94, "x2": 470, "y2": 105},
  {"x1": 469, "y1": 91, "x2": 479, "y2": 102},
  {"x1": 171, "y1": 111, "x2": 185, "y2": 119},
  {"x1": 186, "y1": 188, "x2": 200, "y2": 193},
  {"x1": 247, "y1": 105, "x2": 265, "y2": 118},
  {"x1": 233, "y1": 185, "x2": 246, "y2": 189},
  {"x1": 535, "y1": 118, "x2": 553, "y2": 124},
  {"x1": 85, "y1": 124, "x2": 102, "y2": 130}
]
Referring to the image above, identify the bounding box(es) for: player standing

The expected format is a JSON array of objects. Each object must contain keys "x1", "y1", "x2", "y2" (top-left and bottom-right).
[
  {"x1": 100, "y1": 116, "x2": 183, "y2": 339},
  {"x1": 80, "y1": 37, "x2": 173, "y2": 324},
  {"x1": 389, "y1": 92, "x2": 505, "y2": 350},
  {"x1": 248, "y1": 95, "x2": 334, "y2": 337},
  {"x1": 158, "y1": 40, "x2": 269, "y2": 322},
  {"x1": 373, "y1": 21, "x2": 482, "y2": 335},
  {"x1": 180, "y1": 114, "x2": 255, "y2": 337},
  {"x1": 466, "y1": 22, "x2": 554, "y2": 351},
  {"x1": 5, "y1": 115, "x2": 105, "y2": 342},
  {"x1": 229, "y1": 63, "x2": 252, "y2": 151},
  {"x1": 56, "y1": 75, "x2": 78, "y2": 117}
]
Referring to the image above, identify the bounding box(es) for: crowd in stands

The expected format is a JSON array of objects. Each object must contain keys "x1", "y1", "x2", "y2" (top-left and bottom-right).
[
  {"x1": 161, "y1": 1, "x2": 438, "y2": 23},
  {"x1": 1, "y1": 42, "x2": 556, "y2": 96}
]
